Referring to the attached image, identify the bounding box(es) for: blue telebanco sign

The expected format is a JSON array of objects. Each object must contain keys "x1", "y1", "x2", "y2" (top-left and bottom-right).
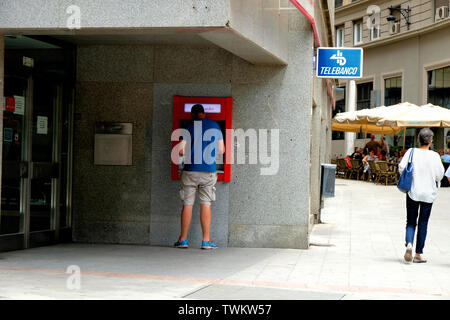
[{"x1": 316, "y1": 47, "x2": 363, "y2": 79}]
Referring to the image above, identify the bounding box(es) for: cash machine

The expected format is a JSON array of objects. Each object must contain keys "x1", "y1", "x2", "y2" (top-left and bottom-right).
[{"x1": 172, "y1": 96, "x2": 232, "y2": 182}]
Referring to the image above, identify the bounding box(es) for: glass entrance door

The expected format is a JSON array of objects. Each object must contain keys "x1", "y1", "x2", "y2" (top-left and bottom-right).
[
  {"x1": 30, "y1": 77, "x2": 60, "y2": 234},
  {"x1": 1, "y1": 75, "x2": 64, "y2": 249},
  {"x1": 1, "y1": 36, "x2": 75, "y2": 252},
  {"x1": 1, "y1": 76, "x2": 28, "y2": 236}
]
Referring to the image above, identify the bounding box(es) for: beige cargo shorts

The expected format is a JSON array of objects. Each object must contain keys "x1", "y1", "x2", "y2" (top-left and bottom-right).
[{"x1": 180, "y1": 171, "x2": 218, "y2": 206}]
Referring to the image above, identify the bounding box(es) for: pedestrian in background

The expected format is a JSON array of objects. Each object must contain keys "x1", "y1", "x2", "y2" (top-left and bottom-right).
[
  {"x1": 399, "y1": 128, "x2": 445, "y2": 263},
  {"x1": 441, "y1": 149, "x2": 450, "y2": 163},
  {"x1": 380, "y1": 136, "x2": 389, "y2": 155},
  {"x1": 364, "y1": 134, "x2": 381, "y2": 154}
]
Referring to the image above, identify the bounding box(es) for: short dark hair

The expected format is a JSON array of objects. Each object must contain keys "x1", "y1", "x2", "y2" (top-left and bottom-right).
[
  {"x1": 191, "y1": 104, "x2": 205, "y2": 119},
  {"x1": 418, "y1": 128, "x2": 434, "y2": 146}
]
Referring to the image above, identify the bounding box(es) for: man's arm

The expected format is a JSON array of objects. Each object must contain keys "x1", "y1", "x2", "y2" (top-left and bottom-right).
[
  {"x1": 215, "y1": 123, "x2": 225, "y2": 155},
  {"x1": 217, "y1": 139, "x2": 225, "y2": 155},
  {"x1": 178, "y1": 140, "x2": 186, "y2": 156}
]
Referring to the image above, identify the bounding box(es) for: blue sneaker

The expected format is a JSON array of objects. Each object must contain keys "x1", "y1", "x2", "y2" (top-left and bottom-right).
[
  {"x1": 201, "y1": 240, "x2": 218, "y2": 250},
  {"x1": 174, "y1": 239, "x2": 189, "y2": 248}
]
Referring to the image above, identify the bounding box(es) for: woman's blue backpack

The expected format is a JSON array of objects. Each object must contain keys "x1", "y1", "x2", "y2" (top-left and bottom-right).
[{"x1": 398, "y1": 148, "x2": 414, "y2": 193}]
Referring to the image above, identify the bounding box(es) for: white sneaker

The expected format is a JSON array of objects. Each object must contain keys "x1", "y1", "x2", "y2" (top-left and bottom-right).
[{"x1": 404, "y1": 243, "x2": 413, "y2": 263}]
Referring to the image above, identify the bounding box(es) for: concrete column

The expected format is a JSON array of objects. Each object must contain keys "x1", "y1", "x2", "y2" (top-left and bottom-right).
[
  {"x1": 0, "y1": 35, "x2": 4, "y2": 220},
  {"x1": 345, "y1": 80, "x2": 356, "y2": 157}
]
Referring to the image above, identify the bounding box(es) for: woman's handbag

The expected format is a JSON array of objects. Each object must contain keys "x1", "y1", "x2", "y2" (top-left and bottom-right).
[{"x1": 398, "y1": 148, "x2": 414, "y2": 193}]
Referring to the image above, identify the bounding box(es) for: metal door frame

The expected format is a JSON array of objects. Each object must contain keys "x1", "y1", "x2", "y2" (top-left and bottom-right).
[
  {"x1": 27, "y1": 76, "x2": 62, "y2": 248},
  {"x1": 1, "y1": 74, "x2": 72, "y2": 250}
]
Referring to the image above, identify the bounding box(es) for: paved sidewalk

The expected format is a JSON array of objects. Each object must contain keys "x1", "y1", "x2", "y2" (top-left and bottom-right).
[{"x1": 0, "y1": 179, "x2": 449, "y2": 300}]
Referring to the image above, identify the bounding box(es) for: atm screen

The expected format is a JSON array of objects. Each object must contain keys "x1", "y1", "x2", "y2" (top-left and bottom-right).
[{"x1": 178, "y1": 119, "x2": 225, "y2": 173}]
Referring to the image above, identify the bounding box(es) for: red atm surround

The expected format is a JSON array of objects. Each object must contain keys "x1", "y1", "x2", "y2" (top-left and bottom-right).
[{"x1": 172, "y1": 96, "x2": 232, "y2": 182}]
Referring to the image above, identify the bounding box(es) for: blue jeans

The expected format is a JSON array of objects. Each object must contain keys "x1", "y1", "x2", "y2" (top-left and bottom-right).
[{"x1": 405, "y1": 194, "x2": 433, "y2": 254}]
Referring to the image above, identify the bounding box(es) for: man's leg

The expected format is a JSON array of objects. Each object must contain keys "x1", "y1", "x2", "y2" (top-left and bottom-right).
[
  {"x1": 177, "y1": 171, "x2": 197, "y2": 243},
  {"x1": 200, "y1": 204, "x2": 211, "y2": 241},
  {"x1": 198, "y1": 172, "x2": 217, "y2": 247},
  {"x1": 179, "y1": 205, "x2": 193, "y2": 241}
]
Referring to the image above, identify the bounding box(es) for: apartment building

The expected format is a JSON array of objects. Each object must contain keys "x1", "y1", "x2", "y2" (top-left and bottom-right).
[{"x1": 332, "y1": 0, "x2": 450, "y2": 156}]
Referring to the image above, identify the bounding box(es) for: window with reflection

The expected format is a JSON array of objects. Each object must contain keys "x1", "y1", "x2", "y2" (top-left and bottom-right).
[
  {"x1": 428, "y1": 66, "x2": 450, "y2": 108},
  {"x1": 332, "y1": 86, "x2": 346, "y2": 140},
  {"x1": 357, "y1": 82, "x2": 373, "y2": 139},
  {"x1": 385, "y1": 76, "x2": 402, "y2": 106},
  {"x1": 336, "y1": 26, "x2": 345, "y2": 47}
]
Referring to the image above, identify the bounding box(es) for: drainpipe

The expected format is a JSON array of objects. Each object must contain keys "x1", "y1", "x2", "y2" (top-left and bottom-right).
[{"x1": 289, "y1": 0, "x2": 335, "y2": 110}]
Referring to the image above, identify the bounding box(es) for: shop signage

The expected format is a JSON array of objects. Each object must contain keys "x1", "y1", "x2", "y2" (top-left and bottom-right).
[{"x1": 316, "y1": 47, "x2": 363, "y2": 79}]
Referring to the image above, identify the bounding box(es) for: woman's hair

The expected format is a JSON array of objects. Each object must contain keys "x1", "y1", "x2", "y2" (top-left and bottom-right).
[{"x1": 418, "y1": 128, "x2": 434, "y2": 146}]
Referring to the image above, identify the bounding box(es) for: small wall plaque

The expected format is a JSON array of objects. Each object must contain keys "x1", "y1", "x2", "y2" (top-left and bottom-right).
[{"x1": 94, "y1": 122, "x2": 133, "y2": 166}]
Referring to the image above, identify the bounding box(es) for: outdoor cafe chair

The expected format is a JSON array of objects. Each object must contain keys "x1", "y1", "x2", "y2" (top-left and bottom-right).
[
  {"x1": 376, "y1": 161, "x2": 398, "y2": 186},
  {"x1": 349, "y1": 159, "x2": 363, "y2": 180},
  {"x1": 367, "y1": 161, "x2": 380, "y2": 183},
  {"x1": 336, "y1": 159, "x2": 349, "y2": 179}
]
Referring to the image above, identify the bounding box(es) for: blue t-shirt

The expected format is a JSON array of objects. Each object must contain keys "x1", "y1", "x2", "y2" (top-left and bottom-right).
[
  {"x1": 442, "y1": 154, "x2": 450, "y2": 163},
  {"x1": 184, "y1": 118, "x2": 223, "y2": 173}
]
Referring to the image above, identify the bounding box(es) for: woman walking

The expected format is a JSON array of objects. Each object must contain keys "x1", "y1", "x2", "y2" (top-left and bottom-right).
[{"x1": 399, "y1": 128, "x2": 445, "y2": 263}]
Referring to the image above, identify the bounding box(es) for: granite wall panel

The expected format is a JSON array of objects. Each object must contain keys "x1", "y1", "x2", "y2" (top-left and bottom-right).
[
  {"x1": 73, "y1": 67, "x2": 153, "y2": 244},
  {"x1": 227, "y1": 13, "x2": 313, "y2": 248}
]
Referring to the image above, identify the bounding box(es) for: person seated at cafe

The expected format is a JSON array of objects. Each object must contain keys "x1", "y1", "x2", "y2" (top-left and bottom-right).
[
  {"x1": 398, "y1": 149, "x2": 407, "y2": 163},
  {"x1": 375, "y1": 149, "x2": 382, "y2": 159},
  {"x1": 362, "y1": 150, "x2": 378, "y2": 173},
  {"x1": 345, "y1": 155, "x2": 352, "y2": 169},
  {"x1": 351, "y1": 148, "x2": 364, "y2": 160},
  {"x1": 441, "y1": 149, "x2": 450, "y2": 163},
  {"x1": 379, "y1": 150, "x2": 388, "y2": 161},
  {"x1": 390, "y1": 151, "x2": 400, "y2": 164}
]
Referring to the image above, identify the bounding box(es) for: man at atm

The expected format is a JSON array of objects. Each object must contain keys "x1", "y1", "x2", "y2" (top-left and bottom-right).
[{"x1": 174, "y1": 104, "x2": 225, "y2": 250}]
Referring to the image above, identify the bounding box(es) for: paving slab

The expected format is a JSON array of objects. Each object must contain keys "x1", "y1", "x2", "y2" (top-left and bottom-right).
[{"x1": 184, "y1": 284, "x2": 345, "y2": 300}]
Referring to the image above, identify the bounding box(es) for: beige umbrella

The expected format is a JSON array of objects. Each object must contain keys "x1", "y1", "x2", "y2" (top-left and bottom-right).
[
  {"x1": 365, "y1": 102, "x2": 419, "y2": 122},
  {"x1": 332, "y1": 121, "x2": 402, "y2": 134},
  {"x1": 377, "y1": 103, "x2": 450, "y2": 128},
  {"x1": 376, "y1": 103, "x2": 450, "y2": 149},
  {"x1": 332, "y1": 102, "x2": 421, "y2": 151},
  {"x1": 331, "y1": 102, "x2": 418, "y2": 135}
]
